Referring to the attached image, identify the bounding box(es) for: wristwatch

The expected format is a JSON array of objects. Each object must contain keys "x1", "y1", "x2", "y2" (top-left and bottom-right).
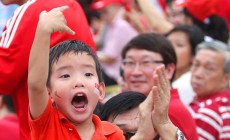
[{"x1": 176, "y1": 128, "x2": 185, "y2": 140}]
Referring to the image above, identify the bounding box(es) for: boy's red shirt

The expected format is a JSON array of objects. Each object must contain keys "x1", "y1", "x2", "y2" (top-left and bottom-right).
[{"x1": 29, "y1": 100, "x2": 124, "y2": 140}]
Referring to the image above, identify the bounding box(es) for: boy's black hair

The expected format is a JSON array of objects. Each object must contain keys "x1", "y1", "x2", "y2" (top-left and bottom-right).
[
  {"x1": 121, "y1": 33, "x2": 177, "y2": 81},
  {"x1": 166, "y1": 25, "x2": 205, "y2": 56},
  {"x1": 47, "y1": 40, "x2": 103, "y2": 86}
]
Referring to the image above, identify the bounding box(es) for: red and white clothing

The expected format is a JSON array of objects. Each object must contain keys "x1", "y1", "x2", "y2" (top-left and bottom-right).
[
  {"x1": 189, "y1": 91, "x2": 230, "y2": 140},
  {"x1": 0, "y1": 0, "x2": 95, "y2": 139},
  {"x1": 169, "y1": 89, "x2": 199, "y2": 140}
]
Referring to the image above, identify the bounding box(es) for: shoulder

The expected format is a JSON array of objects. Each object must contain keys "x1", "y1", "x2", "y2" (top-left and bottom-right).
[
  {"x1": 92, "y1": 115, "x2": 124, "y2": 139},
  {"x1": 101, "y1": 121, "x2": 124, "y2": 139}
]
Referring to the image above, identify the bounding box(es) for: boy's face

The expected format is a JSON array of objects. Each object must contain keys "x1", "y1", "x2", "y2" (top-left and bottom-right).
[
  {"x1": 48, "y1": 52, "x2": 105, "y2": 124},
  {"x1": 122, "y1": 48, "x2": 165, "y2": 96}
]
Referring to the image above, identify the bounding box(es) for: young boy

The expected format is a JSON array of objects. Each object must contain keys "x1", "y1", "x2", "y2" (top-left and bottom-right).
[
  {"x1": 28, "y1": 5, "x2": 182, "y2": 140},
  {"x1": 27, "y1": 6, "x2": 126, "y2": 139}
]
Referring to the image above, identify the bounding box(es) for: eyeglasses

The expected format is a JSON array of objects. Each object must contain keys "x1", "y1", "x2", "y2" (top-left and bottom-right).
[{"x1": 122, "y1": 59, "x2": 164, "y2": 71}]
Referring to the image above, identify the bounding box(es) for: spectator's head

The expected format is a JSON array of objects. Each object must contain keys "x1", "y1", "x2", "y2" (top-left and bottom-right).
[
  {"x1": 0, "y1": 95, "x2": 15, "y2": 119},
  {"x1": 175, "y1": 0, "x2": 229, "y2": 43},
  {"x1": 166, "y1": 25, "x2": 204, "y2": 79},
  {"x1": 99, "y1": 91, "x2": 159, "y2": 140},
  {"x1": 121, "y1": 33, "x2": 177, "y2": 96},
  {"x1": 47, "y1": 40, "x2": 105, "y2": 123},
  {"x1": 90, "y1": 0, "x2": 124, "y2": 24},
  {"x1": 165, "y1": 0, "x2": 186, "y2": 25},
  {"x1": 191, "y1": 40, "x2": 230, "y2": 98}
]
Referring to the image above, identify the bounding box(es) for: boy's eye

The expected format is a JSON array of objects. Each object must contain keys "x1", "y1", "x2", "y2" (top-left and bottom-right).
[
  {"x1": 85, "y1": 73, "x2": 93, "y2": 77},
  {"x1": 60, "y1": 74, "x2": 70, "y2": 78}
]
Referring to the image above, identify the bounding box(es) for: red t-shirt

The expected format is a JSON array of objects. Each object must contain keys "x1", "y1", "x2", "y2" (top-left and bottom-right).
[
  {"x1": 29, "y1": 100, "x2": 124, "y2": 140},
  {"x1": 169, "y1": 89, "x2": 198, "y2": 140},
  {"x1": 189, "y1": 90, "x2": 230, "y2": 140},
  {"x1": 0, "y1": 0, "x2": 95, "y2": 139}
]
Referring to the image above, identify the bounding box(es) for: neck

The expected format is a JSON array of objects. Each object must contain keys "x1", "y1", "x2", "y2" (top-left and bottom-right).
[
  {"x1": 75, "y1": 117, "x2": 95, "y2": 140},
  {"x1": 174, "y1": 67, "x2": 190, "y2": 81}
]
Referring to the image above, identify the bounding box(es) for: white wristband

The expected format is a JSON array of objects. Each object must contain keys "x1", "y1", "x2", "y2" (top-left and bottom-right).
[{"x1": 176, "y1": 128, "x2": 185, "y2": 140}]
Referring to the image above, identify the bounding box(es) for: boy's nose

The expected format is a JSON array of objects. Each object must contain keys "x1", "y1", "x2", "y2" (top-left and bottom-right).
[{"x1": 73, "y1": 80, "x2": 84, "y2": 88}]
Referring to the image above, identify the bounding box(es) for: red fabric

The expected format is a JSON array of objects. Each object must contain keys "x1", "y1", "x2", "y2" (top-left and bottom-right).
[
  {"x1": 29, "y1": 100, "x2": 124, "y2": 140},
  {"x1": 175, "y1": 0, "x2": 219, "y2": 22},
  {"x1": 157, "y1": 0, "x2": 167, "y2": 14},
  {"x1": 169, "y1": 89, "x2": 198, "y2": 140},
  {"x1": 216, "y1": 0, "x2": 230, "y2": 29},
  {"x1": 0, "y1": 115, "x2": 19, "y2": 140},
  {"x1": 189, "y1": 91, "x2": 230, "y2": 140},
  {"x1": 0, "y1": 0, "x2": 95, "y2": 139},
  {"x1": 90, "y1": 0, "x2": 126, "y2": 10}
]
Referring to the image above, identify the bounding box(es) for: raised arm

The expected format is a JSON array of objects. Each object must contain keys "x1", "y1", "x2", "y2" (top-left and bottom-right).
[
  {"x1": 28, "y1": 6, "x2": 74, "y2": 119},
  {"x1": 136, "y1": 0, "x2": 174, "y2": 34}
]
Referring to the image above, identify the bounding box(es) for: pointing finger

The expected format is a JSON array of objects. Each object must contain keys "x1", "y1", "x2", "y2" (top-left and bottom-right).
[
  {"x1": 64, "y1": 25, "x2": 75, "y2": 35},
  {"x1": 56, "y1": 6, "x2": 69, "y2": 12}
]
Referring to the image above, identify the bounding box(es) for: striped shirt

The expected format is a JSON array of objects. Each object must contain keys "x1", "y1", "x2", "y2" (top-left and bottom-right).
[{"x1": 189, "y1": 91, "x2": 230, "y2": 140}]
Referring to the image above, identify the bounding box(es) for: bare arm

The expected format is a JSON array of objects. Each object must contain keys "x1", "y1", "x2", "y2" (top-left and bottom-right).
[
  {"x1": 28, "y1": 6, "x2": 75, "y2": 119},
  {"x1": 136, "y1": 0, "x2": 174, "y2": 34}
]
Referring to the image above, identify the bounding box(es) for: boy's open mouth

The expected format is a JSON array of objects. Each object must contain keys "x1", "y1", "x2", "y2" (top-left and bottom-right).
[{"x1": 71, "y1": 93, "x2": 88, "y2": 109}]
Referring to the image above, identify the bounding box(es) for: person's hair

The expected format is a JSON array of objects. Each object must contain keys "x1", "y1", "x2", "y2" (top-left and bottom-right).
[
  {"x1": 166, "y1": 25, "x2": 204, "y2": 56},
  {"x1": 98, "y1": 91, "x2": 146, "y2": 121},
  {"x1": 47, "y1": 40, "x2": 103, "y2": 86},
  {"x1": 93, "y1": 102, "x2": 104, "y2": 116},
  {"x1": 196, "y1": 40, "x2": 230, "y2": 73},
  {"x1": 2, "y1": 95, "x2": 15, "y2": 113},
  {"x1": 183, "y1": 9, "x2": 229, "y2": 43},
  {"x1": 165, "y1": 0, "x2": 174, "y2": 6},
  {"x1": 98, "y1": 91, "x2": 160, "y2": 140},
  {"x1": 121, "y1": 33, "x2": 177, "y2": 81}
]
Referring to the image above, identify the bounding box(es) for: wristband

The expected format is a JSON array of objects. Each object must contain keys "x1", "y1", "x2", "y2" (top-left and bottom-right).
[{"x1": 176, "y1": 128, "x2": 185, "y2": 140}]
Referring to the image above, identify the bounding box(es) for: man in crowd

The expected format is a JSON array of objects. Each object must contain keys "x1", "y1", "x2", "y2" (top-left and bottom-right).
[{"x1": 189, "y1": 40, "x2": 230, "y2": 139}]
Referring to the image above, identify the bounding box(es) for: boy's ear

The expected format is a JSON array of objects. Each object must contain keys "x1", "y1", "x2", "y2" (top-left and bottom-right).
[
  {"x1": 47, "y1": 88, "x2": 55, "y2": 103},
  {"x1": 98, "y1": 82, "x2": 106, "y2": 102}
]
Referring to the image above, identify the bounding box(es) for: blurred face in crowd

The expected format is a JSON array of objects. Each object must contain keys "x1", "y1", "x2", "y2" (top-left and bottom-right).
[
  {"x1": 108, "y1": 106, "x2": 159, "y2": 140},
  {"x1": 166, "y1": 2, "x2": 186, "y2": 25},
  {"x1": 122, "y1": 48, "x2": 173, "y2": 96},
  {"x1": 108, "y1": 107, "x2": 139, "y2": 139},
  {"x1": 191, "y1": 49, "x2": 230, "y2": 98},
  {"x1": 100, "y1": 5, "x2": 120, "y2": 24},
  {"x1": 167, "y1": 31, "x2": 192, "y2": 77}
]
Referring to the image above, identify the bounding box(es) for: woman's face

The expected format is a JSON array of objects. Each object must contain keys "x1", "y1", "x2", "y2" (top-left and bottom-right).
[{"x1": 167, "y1": 31, "x2": 193, "y2": 73}]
